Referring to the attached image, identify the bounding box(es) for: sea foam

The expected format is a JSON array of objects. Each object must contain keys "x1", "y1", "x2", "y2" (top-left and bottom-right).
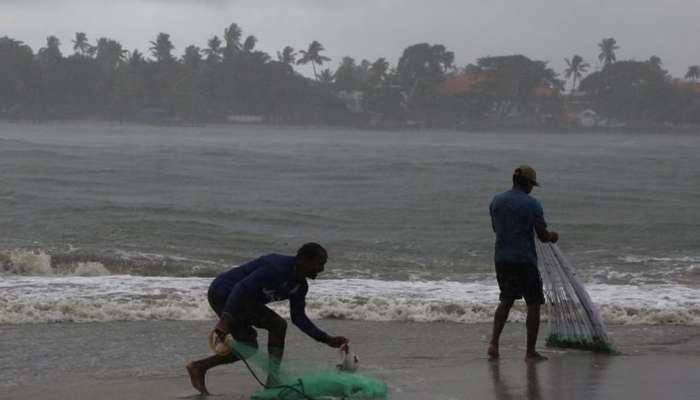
[{"x1": 1, "y1": 277, "x2": 698, "y2": 326}]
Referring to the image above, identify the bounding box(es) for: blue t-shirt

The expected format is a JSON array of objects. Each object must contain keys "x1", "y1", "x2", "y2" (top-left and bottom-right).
[
  {"x1": 212, "y1": 254, "x2": 328, "y2": 342},
  {"x1": 489, "y1": 190, "x2": 547, "y2": 266}
]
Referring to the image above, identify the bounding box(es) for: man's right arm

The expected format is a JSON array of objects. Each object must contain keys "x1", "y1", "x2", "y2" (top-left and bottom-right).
[{"x1": 535, "y1": 223, "x2": 558, "y2": 243}]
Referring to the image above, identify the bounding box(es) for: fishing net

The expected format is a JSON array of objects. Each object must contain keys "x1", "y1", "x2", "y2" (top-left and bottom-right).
[
  {"x1": 536, "y1": 241, "x2": 616, "y2": 353},
  {"x1": 223, "y1": 339, "x2": 387, "y2": 400},
  {"x1": 251, "y1": 371, "x2": 387, "y2": 400}
]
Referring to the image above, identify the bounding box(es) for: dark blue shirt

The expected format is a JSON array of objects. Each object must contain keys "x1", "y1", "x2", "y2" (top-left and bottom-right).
[
  {"x1": 490, "y1": 190, "x2": 547, "y2": 266},
  {"x1": 213, "y1": 254, "x2": 328, "y2": 342}
]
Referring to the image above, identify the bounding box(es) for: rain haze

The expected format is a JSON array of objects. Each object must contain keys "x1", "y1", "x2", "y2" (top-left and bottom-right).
[
  {"x1": 3, "y1": 1, "x2": 700, "y2": 400},
  {"x1": 3, "y1": 0, "x2": 700, "y2": 77}
]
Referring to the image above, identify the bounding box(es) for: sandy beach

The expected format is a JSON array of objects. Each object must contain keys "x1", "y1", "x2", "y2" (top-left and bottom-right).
[{"x1": 2, "y1": 319, "x2": 699, "y2": 400}]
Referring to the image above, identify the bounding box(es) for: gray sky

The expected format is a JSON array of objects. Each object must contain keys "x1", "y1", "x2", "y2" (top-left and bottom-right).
[{"x1": 2, "y1": 0, "x2": 699, "y2": 79}]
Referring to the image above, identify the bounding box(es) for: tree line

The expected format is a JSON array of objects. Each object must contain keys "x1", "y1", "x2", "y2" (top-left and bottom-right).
[{"x1": 1, "y1": 26, "x2": 699, "y2": 128}]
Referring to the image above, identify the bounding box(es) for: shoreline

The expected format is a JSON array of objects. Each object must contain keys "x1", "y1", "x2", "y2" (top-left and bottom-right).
[
  {"x1": 1, "y1": 118, "x2": 698, "y2": 135},
  {"x1": 2, "y1": 320, "x2": 699, "y2": 399}
]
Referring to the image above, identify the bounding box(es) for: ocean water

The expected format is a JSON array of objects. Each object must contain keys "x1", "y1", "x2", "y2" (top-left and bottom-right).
[{"x1": 1, "y1": 122, "x2": 699, "y2": 325}]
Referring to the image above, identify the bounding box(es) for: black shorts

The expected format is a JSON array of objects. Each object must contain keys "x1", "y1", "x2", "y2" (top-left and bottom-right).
[
  {"x1": 495, "y1": 262, "x2": 545, "y2": 305},
  {"x1": 207, "y1": 283, "x2": 286, "y2": 348}
]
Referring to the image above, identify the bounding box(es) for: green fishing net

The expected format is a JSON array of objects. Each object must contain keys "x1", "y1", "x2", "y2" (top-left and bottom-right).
[
  {"x1": 226, "y1": 340, "x2": 387, "y2": 400},
  {"x1": 251, "y1": 371, "x2": 387, "y2": 400}
]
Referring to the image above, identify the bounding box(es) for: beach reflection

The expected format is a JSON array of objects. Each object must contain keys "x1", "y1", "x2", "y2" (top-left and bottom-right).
[{"x1": 489, "y1": 361, "x2": 542, "y2": 400}]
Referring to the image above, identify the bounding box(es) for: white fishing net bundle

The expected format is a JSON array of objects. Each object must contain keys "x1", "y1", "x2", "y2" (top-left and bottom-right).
[{"x1": 536, "y1": 241, "x2": 615, "y2": 353}]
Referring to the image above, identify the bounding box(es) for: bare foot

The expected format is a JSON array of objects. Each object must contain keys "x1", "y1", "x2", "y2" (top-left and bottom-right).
[
  {"x1": 525, "y1": 351, "x2": 548, "y2": 362},
  {"x1": 487, "y1": 344, "x2": 499, "y2": 360},
  {"x1": 186, "y1": 362, "x2": 210, "y2": 395}
]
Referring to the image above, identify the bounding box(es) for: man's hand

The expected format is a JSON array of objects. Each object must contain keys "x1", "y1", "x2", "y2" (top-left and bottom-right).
[
  {"x1": 214, "y1": 313, "x2": 235, "y2": 338},
  {"x1": 325, "y1": 336, "x2": 349, "y2": 348},
  {"x1": 548, "y1": 231, "x2": 559, "y2": 243}
]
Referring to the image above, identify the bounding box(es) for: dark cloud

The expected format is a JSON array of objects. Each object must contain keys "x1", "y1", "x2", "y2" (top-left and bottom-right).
[{"x1": 2, "y1": 0, "x2": 699, "y2": 78}]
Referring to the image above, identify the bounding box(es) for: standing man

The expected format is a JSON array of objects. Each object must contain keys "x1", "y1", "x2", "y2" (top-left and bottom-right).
[
  {"x1": 186, "y1": 243, "x2": 348, "y2": 395},
  {"x1": 488, "y1": 166, "x2": 558, "y2": 362}
]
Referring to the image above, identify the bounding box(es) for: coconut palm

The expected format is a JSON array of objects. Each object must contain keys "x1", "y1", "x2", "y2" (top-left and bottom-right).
[
  {"x1": 648, "y1": 55, "x2": 663, "y2": 70},
  {"x1": 685, "y1": 65, "x2": 700, "y2": 81},
  {"x1": 368, "y1": 57, "x2": 390, "y2": 86},
  {"x1": 203, "y1": 36, "x2": 223, "y2": 64},
  {"x1": 149, "y1": 33, "x2": 175, "y2": 63},
  {"x1": 37, "y1": 36, "x2": 63, "y2": 64},
  {"x1": 598, "y1": 38, "x2": 619, "y2": 66},
  {"x1": 297, "y1": 40, "x2": 331, "y2": 80},
  {"x1": 183, "y1": 45, "x2": 202, "y2": 69},
  {"x1": 223, "y1": 23, "x2": 242, "y2": 55},
  {"x1": 564, "y1": 55, "x2": 590, "y2": 92},
  {"x1": 243, "y1": 35, "x2": 257, "y2": 53},
  {"x1": 72, "y1": 32, "x2": 92, "y2": 55},
  {"x1": 95, "y1": 37, "x2": 128, "y2": 72},
  {"x1": 277, "y1": 46, "x2": 296, "y2": 65},
  {"x1": 128, "y1": 49, "x2": 146, "y2": 68},
  {"x1": 318, "y1": 69, "x2": 335, "y2": 85}
]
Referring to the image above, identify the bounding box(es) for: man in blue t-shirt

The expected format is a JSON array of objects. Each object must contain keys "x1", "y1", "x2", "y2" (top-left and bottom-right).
[
  {"x1": 488, "y1": 166, "x2": 559, "y2": 362},
  {"x1": 186, "y1": 243, "x2": 348, "y2": 395}
]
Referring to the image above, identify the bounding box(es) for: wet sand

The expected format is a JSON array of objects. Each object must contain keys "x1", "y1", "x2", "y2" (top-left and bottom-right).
[{"x1": 1, "y1": 320, "x2": 699, "y2": 399}]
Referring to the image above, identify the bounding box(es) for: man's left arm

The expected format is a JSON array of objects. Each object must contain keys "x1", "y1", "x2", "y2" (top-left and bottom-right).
[
  {"x1": 533, "y1": 200, "x2": 558, "y2": 243},
  {"x1": 289, "y1": 288, "x2": 348, "y2": 348}
]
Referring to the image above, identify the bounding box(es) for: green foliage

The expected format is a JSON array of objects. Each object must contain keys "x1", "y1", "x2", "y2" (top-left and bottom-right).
[
  {"x1": 297, "y1": 40, "x2": 331, "y2": 80},
  {"x1": 149, "y1": 33, "x2": 175, "y2": 63},
  {"x1": 334, "y1": 56, "x2": 367, "y2": 91},
  {"x1": 579, "y1": 60, "x2": 676, "y2": 122},
  {"x1": 598, "y1": 37, "x2": 619, "y2": 66},
  {"x1": 397, "y1": 43, "x2": 454, "y2": 89},
  {"x1": 686, "y1": 65, "x2": 700, "y2": 81},
  {"x1": 564, "y1": 55, "x2": 590, "y2": 92},
  {"x1": 277, "y1": 46, "x2": 296, "y2": 65},
  {"x1": 474, "y1": 55, "x2": 562, "y2": 119},
  {"x1": 1, "y1": 29, "x2": 698, "y2": 128},
  {"x1": 0, "y1": 37, "x2": 34, "y2": 112}
]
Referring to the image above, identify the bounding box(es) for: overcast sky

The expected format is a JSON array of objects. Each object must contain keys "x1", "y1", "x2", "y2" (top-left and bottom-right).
[{"x1": 2, "y1": 0, "x2": 699, "y2": 79}]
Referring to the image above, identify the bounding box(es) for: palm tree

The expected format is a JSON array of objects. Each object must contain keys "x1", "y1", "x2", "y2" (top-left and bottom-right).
[
  {"x1": 318, "y1": 69, "x2": 335, "y2": 85},
  {"x1": 203, "y1": 36, "x2": 223, "y2": 63},
  {"x1": 223, "y1": 23, "x2": 242, "y2": 55},
  {"x1": 183, "y1": 45, "x2": 202, "y2": 68},
  {"x1": 149, "y1": 33, "x2": 175, "y2": 63},
  {"x1": 297, "y1": 40, "x2": 331, "y2": 80},
  {"x1": 368, "y1": 57, "x2": 390, "y2": 86},
  {"x1": 95, "y1": 37, "x2": 127, "y2": 72},
  {"x1": 685, "y1": 65, "x2": 700, "y2": 81},
  {"x1": 72, "y1": 32, "x2": 92, "y2": 55},
  {"x1": 128, "y1": 49, "x2": 146, "y2": 68},
  {"x1": 648, "y1": 55, "x2": 663, "y2": 70},
  {"x1": 37, "y1": 36, "x2": 63, "y2": 63},
  {"x1": 564, "y1": 55, "x2": 590, "y2": 92},
  {"x1": 243, "y1": 35, "x2": 257, "y2": 53},
  {"x1": 598, "y1": 38, "x2": 619, "y2": 66},
  {"x1": 277, "y1": 46, "x2": 296, "y2": 65}
]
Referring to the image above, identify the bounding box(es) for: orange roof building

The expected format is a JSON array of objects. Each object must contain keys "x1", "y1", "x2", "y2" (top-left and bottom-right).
[{"x1": 437, "y1": 73, "x2": 484, "y2": 96}]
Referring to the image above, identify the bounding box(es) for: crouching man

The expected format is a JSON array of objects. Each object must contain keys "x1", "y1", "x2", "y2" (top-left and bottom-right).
[{"x1": 187, "y1": 243, "x2": 348, "y2": 394}]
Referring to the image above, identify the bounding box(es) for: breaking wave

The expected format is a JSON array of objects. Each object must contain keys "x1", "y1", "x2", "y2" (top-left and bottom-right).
[
  {"x1": 0, "y1": 248, "x2": 223, "y2": 277},
  {"x1": 1, "y1": 277, "x2": 698, "y2": 326}
]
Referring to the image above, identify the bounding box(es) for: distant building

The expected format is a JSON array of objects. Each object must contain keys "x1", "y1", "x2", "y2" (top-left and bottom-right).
[
  {"x1": 576, "y1": 109, "x2": 598, "y2": 128},
  {"x1": 436, "y1": 72, "x2": 483, "y2": 96},
  {"x1": 672, "y1": 79, "x2": 700, "y2": 93}
]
